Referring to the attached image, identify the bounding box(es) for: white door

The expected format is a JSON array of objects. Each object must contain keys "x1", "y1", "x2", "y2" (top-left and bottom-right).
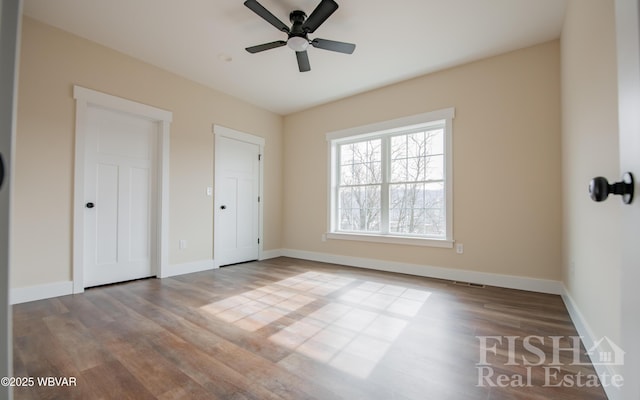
[
  {"x1": 83, "y1": 106, "x2": 157, "y2": 287},
  {"x1": 0, "y1": 0, "x2": 21, "y2": 398},
  {"x1": 616, "y1": 1, "x2": 640, "y2": 399},
  {"x1": 215, "y1": 133, "x2": 261, "y2": 266}
]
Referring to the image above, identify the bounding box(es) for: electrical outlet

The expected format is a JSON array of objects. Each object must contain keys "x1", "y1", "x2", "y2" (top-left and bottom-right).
[
  {"x1": 179, "y1": 239, "x2": 187, "y2": 249},
  {"x1": 206, "y1": 187, "x2": 213, "y2": 197},
  {"x1": 321, "y1": 233, "x2": 327, "y2": 242},
  {"x1": 456, "y1": 243, "x2": 464, "y2": 254}
]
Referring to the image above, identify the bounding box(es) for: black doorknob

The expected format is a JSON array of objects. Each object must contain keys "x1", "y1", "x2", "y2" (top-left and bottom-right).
[
  {"x1": 86, "y1": 202, "x2": 95, "y2": 209},
  {"x1": 589, "y1": 172, "x2": 634, "y2": 204},
  {"x1": 0, "y1": 153, "x2": 5, "y2": 190},
  {"x1": 220, "y1": 205, "x2": 227, "y2": 210}
]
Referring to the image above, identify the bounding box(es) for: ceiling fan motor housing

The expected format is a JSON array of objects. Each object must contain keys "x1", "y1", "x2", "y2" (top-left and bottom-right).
[
  {"x1": 288, "y1": 10, "x2": 310, "y2": 51},
  {"x1": 289, "y1": 10, "x2": 307, "y2": 25}
]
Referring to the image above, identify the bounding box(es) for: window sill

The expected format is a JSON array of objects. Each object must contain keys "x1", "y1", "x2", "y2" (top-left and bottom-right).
[{"x1": 326, "y1": 232, "x2": 454, "y2": 248}]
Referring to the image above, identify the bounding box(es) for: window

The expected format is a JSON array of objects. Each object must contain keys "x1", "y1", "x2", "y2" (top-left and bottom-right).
[{"x1": 326, "y1": 108, "x2": 454, "y2": 248}]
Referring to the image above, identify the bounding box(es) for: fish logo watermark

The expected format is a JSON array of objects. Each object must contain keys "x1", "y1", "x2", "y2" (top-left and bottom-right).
[{"x1": 476, "y1": 335, "x2": 624, "y2": 388}]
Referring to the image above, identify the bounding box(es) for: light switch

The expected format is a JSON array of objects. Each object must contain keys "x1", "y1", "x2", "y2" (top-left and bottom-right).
[{"x1": 206, "y1": 187, "x2": 213, "y2": 196}]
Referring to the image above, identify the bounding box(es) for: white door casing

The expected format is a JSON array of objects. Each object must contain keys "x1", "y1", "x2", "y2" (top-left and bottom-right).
[
  {"x1": 214, "y1": 125, "x2": 264, "y2": 267},
  {"x1": 73, "y1": 86, "x2": 172, "y2": 292}
]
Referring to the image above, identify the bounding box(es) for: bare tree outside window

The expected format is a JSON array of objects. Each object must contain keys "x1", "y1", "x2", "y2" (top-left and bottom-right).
[
  {"x1": 338, "y1": 139, "x2": 381, "y2": 232},
  {"x1": 329, "y1": 110, "x2": 453, "y2": 243},
  {"x1": 336, "y1": 128, "x2": 445, "y2": 238},
  {"x1": 389, "y1": 129, "x2": 445, "y2": 236}
]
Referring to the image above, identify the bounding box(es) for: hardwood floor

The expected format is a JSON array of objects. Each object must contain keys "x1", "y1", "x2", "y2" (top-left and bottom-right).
[{"x1": 13, "y1": 257, "x2": 609, "y2": 399}]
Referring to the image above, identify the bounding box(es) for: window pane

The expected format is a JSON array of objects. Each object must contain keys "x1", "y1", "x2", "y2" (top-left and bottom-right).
[
  {"x1": 340, "y1": 139, "x2": 381, "y2": 185},
  {"x1": 407, "y1": 132, "x2": 424, "y2": 157},
  {"x1": 427, "y1": 129, "x2": 444, "y2": 154},
  {"x1": 340, "y1": 144, "x2": 354, "y2": 165},
  {"x1": 391, "y1": 157, "x2": 407, "y2": 182},
  {"x1": 338, "y1": 185, "x2": 380, "y2": 232},
  {"x1": 391, "y1": 135, "x2": 405, "y2": 159},
  {"x1": 424, "y1": 182, "x2": 445, "y2": 236},
  {"x1": 391, "y1": 129, "x2": 444, "y2": 183},
  {"x1": 425, "y1": 155, "x2": 444, "y2": 181},
  {"x1": 352, "y1": 163, "x2": 365, "y2": 184},
  {"x1": 407, "y1": 156, "x2": 425, "y2": 181},
  {"x1": 339, "y1": 164, "x2": 353, "y2": 185},
  {"x1": 369, "y1": 139, "x2": 382, "y2": 162},
  {"x1": 332, "y1": 113, "x2": 451, "y2": 241},
  {"x1": 367, "y1": 161, "x2": 381, "y2": 183},
  {"x1": 365, "y1": 185, "x2": 381, "y2": 231},
  {"x1": 389, "y1": 182, "x2": 444, "y2": 237},
  {"x1": 353, "y1": 141, "x2": 367, "y2": 160},
  {"x1": 338, "y1": 187, "x2": 357, "y2": 231}
]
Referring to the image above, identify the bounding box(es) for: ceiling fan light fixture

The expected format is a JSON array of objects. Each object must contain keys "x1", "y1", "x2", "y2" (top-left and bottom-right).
[{"x1": 287, "y1": 36, "x2": 309, "y2": 52}]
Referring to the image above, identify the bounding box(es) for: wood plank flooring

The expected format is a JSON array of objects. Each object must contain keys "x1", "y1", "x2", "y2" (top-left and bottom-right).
[{"x1": 13, "y1": 257, "x2": 610, "y2": 399}]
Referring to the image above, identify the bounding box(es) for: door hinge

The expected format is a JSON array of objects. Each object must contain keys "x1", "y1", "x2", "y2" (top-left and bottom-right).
[
  {"x1": 257, "y1": 238, "x2": 260, "y2": 244},
  {"x1": 258, "y1": 154, "x2": 262, "y2": 161},
  {"x1": 258, "y1": 196, "x2": 260, "y2": 203}
]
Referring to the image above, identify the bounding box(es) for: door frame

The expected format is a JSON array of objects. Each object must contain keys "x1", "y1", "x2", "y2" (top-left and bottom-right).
[
  {"x1": 72, "y1": 86, "x2": 172, "y2": 292},
  {"x1": 213, "y1": 125, "x2": 264, "y2": 267}
]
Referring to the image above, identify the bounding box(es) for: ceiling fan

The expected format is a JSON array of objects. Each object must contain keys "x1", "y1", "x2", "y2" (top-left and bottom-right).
[{"x1": 244, "y1": 0, "x2": 356, "y2": 72}]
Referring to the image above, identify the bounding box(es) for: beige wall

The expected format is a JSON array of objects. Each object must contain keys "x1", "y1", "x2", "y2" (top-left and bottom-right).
[
  {"x1": 12, "y1": 17, "x2": 283, "y2": 288},
  {"x1": 561, "y1": 0, "x2": 621, "y2": 344},
  {"x1": 283, "y1": 41, "x2": 562, "y2": 281}
]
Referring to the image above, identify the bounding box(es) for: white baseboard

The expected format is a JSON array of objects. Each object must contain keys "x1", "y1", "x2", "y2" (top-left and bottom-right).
[
  {"x1": 562, "y1": 288, "x2": 598, "y2": 354},
  {"x1": 260, "y1": 249, "x2": 283, "y2": 260},
  {"x1": 561, "y1": 287, "x2": 622, "y2": 400},
  {"x1": 11, "y1": 281, "x2": 73, "y2": 305},
  {"x1": 162, "y1": 259, "x2": 216, "y2": 278},
  {"x1": 280, "y1": 248, "x2": 563, "y2": 295},
  {"x1": 10, "y1": 260, "x2": 216, "y2": 304}
]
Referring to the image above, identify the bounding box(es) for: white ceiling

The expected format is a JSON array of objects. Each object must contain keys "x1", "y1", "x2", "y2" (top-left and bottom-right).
[{"x1": 23, "y1": 0, "x2": 567, "y2": 115}]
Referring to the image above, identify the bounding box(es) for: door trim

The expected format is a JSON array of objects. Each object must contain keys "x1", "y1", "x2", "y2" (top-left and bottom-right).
[
  {"x1": 72, "y1": 86, "x2": 172, "y2": 292},
  {"x1": 213, "y1": 125, "x2": 265, "y2": 267}
]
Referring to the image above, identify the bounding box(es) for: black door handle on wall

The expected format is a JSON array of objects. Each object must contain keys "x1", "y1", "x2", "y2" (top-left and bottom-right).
[{"x1": 589, "y1": 172, "x2": 634, "y2": 204}]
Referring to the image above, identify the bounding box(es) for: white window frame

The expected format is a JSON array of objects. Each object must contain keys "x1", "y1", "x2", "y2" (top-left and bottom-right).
[{"x1": 326, "y1": 108, "x2": 454, "y2": 248}]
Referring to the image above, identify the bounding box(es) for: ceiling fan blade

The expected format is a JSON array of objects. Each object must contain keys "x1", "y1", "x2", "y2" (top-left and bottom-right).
[
  {"x1": 246, "y1": 40, "x2": 287, "y2": 54},
  {"x1": 296, "y1": 51, "x2": 311, "y2": 72},
  {"x1": 244, "y1": 0, "x2": 290, "y2": 33},
  {"x1": 311, "y1": 38, "x2": 356, "y2": 54},
  {"x1": 302, "y1": 0, "x2": 339, "y2": 33}
]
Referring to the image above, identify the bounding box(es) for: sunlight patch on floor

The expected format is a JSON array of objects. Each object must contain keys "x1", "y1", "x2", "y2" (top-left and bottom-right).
[
  {"x1": 200, "y1": 272, "x2": 354, "y2": 330},
  {"x1": 200, "y1": 271, "x2": 431, "y2": 379}
]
